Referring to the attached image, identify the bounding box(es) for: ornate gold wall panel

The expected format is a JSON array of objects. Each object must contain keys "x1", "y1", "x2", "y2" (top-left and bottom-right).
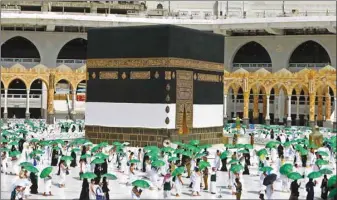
[
  {"x1": 253, "y1": 95, "x2": 259, "y2": 119},
  {"x1": 326, "y1": 93, "x2": 331, "y2": 120},
  {"x1": 176, "y1": 70, "x2": 193, "y2": 130}
]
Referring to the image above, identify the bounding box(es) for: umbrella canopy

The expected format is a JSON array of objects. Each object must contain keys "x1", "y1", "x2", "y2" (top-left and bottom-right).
[
  {"x1": 80, "y1": 154, "x2": 91, "y2": 159},
  {"x1": 280, "y1": 164, "x2": 293, "y2": 175},
  {"x1": 61, "y1": 156, "x2": 73, "y2": 161},
  {"x1": 199, "y1": 160, "x2": 210, "y2": 170},
  {"x1": 91, "y1": 158, "x2": 105, "y2": 164},
  {"x1": 95, "y1": 152, "x2": 108, "y2": 159},
  {"x1": 24, "y1": 165, "x2": 39, "y2": 173},
  {"x1": 263, "y1": 174, "x2": 277, "y2": 186},
  {"x1": 328, "y1": 175, "x2": 336, "y2": 188},
  {"x1": 319, "y1": 168, "x2": 333, "y2": 175},
  {"x1": 228, "y1": 159, "x2": 239, "y2": 165},
  {"x1": 19, "y1": 162, "x2": 33, "y2": 167},
  {"x1": 189, "y1": 140, "x2": 200, "y2": 146},
  {"x1": 168, "y1": 157, "x2": 179, "y2": 162},
  {"x1": 316, "y1": 151, "x2": 329, "y2": 157},
  {"x1": 259, "y1": 166, "x2": 273, "y2": 172},
  {"x1": 80, "y1": 172, "x2": 97, "y2": 179},
  {"x1": 172, "y1": 167, "x2": 185, "y2": 177},
  {"x1": 101, "y1": 173, "x2": 117, "y2": 180},
  {"x1": 9, "y1": 150, "x2": 21, "y2": 157},
  {"x1": 132, "y1": 180, "x2": 150, "y2": 189},
  {"x1": 129, "y1": 159, "x2": 140, "y2": 164},
  {"x1": 152, "y1": 160, "x2": 165, "y2": 167},
  {"x1": 287, "y1": 172, "x2": 303, "y2": 180},
  {"x1": 257, "y1": 149, "x2": 268, "y2": 157},
  {"x1": 328, "y1": 188, "x2": 337, "y2": 198},
  {"x1": 307, "y1": 171, "x2": 322, "y2": 179},
  {"x1": 315, "y1": 159, "x2": 329, "y2": 166},
  {"x1": 220, "y1": 151, "x2": 229, "y2": 159},
  {"x1": 238, "y1": 149, "x2": 249, "y2": 154},
  {"x1": 40, "y1": 167, "x2": 53, "y2": 178},
  {"x1": 230, "y1": 164, "x2": 244, "y2": 173}
]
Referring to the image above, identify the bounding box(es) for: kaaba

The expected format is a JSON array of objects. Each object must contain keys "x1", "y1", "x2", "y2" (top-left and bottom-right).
[{"x1": 85, "y1": 25, "x2": 224, "y2": 146}]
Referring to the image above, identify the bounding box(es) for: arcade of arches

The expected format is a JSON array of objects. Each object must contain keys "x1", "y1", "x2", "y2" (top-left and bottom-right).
[
  {"x1": 223, "y1": 66, "x2": 337, "y2": 130},
  {"x1": 1, "y1": 64, "x2": 86, "y2": 122}
]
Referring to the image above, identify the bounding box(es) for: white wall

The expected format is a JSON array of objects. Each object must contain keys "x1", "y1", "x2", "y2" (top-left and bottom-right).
[
  {"x1": 85, "y1": 102, "x2": 176, "y2": 129},
  {"x1": 193, "y1": 104, "x2": 223, "y2": 128}
]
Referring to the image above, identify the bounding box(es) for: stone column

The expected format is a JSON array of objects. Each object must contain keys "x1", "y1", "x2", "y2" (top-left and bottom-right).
[
  {"x1": 25, "y1": 90, "x2": 30, "y2": 119},
  {"x1": 71, "y1": 89, "x2": 77, "y2": 120},
  {"x1": 4, "y1": 89, "x2": 8, "y2": 122},
  {"x1": 309, "y1": 93, "x2": 316, "y2": 128},
  {"x1": 265, "y1": 95, "x2": 270, "y2": 125},
  {"x1": 253, "y1": 95, "x2": 259, "y2": 124},
  {"x1": 296, "y1": 95, "x2": 300, "y2": 125},
  {"x1": 274, "y1": 95, "x2": 279, "y2": 124},
  {"x1": 304, "y1": 96, "x2": 308, "y2": 123},
  {"x1": 262, "y1": 96, "x2": 267, "y2": 121},
  {"x1": 233, "y1": 95, "x2": 237, "y2": 118},
  {"x1": 243, "y1": 91, "x2": 249, "y2": 126},
  {"x1": 333, "y1": 97, "x2": 337, "y2": 132},
  {"x1": 317, "y1": 96, "x2": 323, "y2": 125},
  {"x1": 286, "y1": 95, "x2": 292, "y2": 127},
  {"x1": 47, "y1": 74, "x2": 55, "y2": 124},
  {"x1": 224, "y1": 94, "x2": 228, "y2": 125},
  {"x1": 325, "y1": 93, "x2": 331, "y2": 121}
]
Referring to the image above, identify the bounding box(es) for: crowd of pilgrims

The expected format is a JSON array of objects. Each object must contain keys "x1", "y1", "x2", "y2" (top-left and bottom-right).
[{"x1": 1, "y1": 125, "x2": 336, "y2": 200}]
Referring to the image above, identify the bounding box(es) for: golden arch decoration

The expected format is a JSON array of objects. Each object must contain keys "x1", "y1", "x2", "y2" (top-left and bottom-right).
[
  {"x1": 75, "y1": 79, "x2": 86, "y2": 90},
  {"x1": 27, "y1": 77, "x2": 49, "y2": 90},
  {"x1": 224, "y1": 81, "x2": 243, "y2": 96},
  {"x1": 315, "y1": 83, "x2": 336, "y2": 97},
  {"x1": 6, "y1": 77, "x2": 29, "y2": 89},
  {"x1": 55, "y1": 78, "x2": 74, "y2": 91},
  {"x1": 248, "y1": 82, "x2": 267, "y2": 95}
]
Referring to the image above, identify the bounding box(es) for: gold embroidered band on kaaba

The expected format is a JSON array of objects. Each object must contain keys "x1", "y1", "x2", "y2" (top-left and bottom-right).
[{"x1": 87, "y1": 57, "x2": 224, "y2": 72}]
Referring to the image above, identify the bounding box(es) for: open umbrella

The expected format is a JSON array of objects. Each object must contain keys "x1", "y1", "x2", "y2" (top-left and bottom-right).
[
  {"x1": 307, "y1": 171, "x2": 322, "y2": 179},
  {"x1": 40, "y1": 167, "x2": 53, "y2": 178},
  {"x1": 230, "y1": 164, "x2": 244, "y2": 173},
  {"x1": 199, "y1": 161, "x2": 210, "y2": 170},
  {"x1": 152, "y1": 160, "x2": 165, "y2": 167},
  {"x1": 280, "y1": 163, "x2": 293, "y2": 175},
  {"x1": 189, "y1": 140, "x2": 200, "y2": 146},
  {"x1": 238, "y1": 149, "x2": 249, "y2": 154},
  {"x1": 168, "y1": 157, "x2": 179, "y2": 162},
  {"x1": 220, "y1": 151, "x2": 229, "y2": 159},
  {"x1": 61, "y1": 156, "x2": 73, "y2": 161},
  {"x1": 228, "y1": 159, "x2": 239, "y2": 165},
  {"x1": 287, "y1": 172, "x2": 302, "y2": 180},
  {"x1": 315, "y1": 159, "x2": 329, "y2": 166},
  {"x1": 9, "y1": 150, "x2": 21, "y2": 157},
  {"x1": 19, "y1": 162, "x2": 33, "y2": 167},
  {"x1": 259, "y1": 166, "x2": 273, "y2": 172},
  {"x1": 316, "y1": 151, "x2": 329, "y2": 157},
  {"x1": 263, "y1": 174, "x2": 277, "y2": 186},
  {"x1": 319, "y1": 168, "x2": 333, "y2": 175},
  {"x1": 257, "y1": 149, "x2": 268, "y2": 157},
  {"x1": 80, "y1": 154, "x2": 91, "y2": 159},
  {"x1": 101, "y1": 173, "x2": 117, "y2": 180},
  {"x1": 132, "y1": 180, "x2": 150, "y2": 189},
  {"x1": 172, "y1": 167, "x2": 185, "y2": 177},
  {"x1": 129, "y1": 159, "x2": 140, "y2": 164},
  {"x1": 161, "y1": 147, "x2": 174, "y2": 153},
  {"x1": 80, "y1": 172, "x2": 97, "y2": 179},
  {"x1": 328, "y1": 175, "x2": 336, "y2": 188},
  {"x1": 244, "y1": 144, "x2": 253, "y2": 149},
  {"x1": 328, "y1": 188, "x2": 337, "y2": 198},
  {"x1": 24, "y1": 165, "x2": 39, "y2": 173},
  {"x1": 91, "y1": 158, "x2": 105, "y2": 164},
  {"x1": 95, "y1": 152, "x2": 108, "y2": 159}
]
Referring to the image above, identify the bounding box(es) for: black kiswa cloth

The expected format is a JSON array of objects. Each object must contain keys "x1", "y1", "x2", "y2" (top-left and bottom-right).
[{"x1": 87, "y1": 25, "x2": 224, "y2": 63}]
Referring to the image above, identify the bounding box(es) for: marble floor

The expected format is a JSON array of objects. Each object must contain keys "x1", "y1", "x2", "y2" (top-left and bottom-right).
[{"x1": 1, "y1": 145, "x2": 331, "y2": 199}]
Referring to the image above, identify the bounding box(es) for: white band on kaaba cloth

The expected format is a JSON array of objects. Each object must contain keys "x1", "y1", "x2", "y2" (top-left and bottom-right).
[{"x1": 85, "y1": 102, "x2": 223, "y2": 128}]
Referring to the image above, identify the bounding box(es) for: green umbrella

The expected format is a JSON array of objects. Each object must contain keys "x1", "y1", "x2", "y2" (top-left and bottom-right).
[
  {"x1": 80, "y1": 154, "x2": 91, "y2": 159},
  {"x1": 40, "y1": 167, "x2": 53, "y2": 178},
  {"x1": 299, "y1": 148, "x2": 308, "y2": 156},
  {"x1": 24, "y1": 165, "x2": 39, "y2": 173},
  {"x1": 315, "y1": 159, "x2": 329, "y2": 166},
  {"x1": 161, "y1": 147, "x2": 175, "y2": 153},
  {"x1": 144, "y1": 146, "x2": 159, "y2": 152},
  {"x1": 257, "y1": 149, "x2": 268, "y2": 156},
  {"x1": 31, "y1": 149, "x2": 44, "y2": 155},
  {"x1": 91, "y1": 158, "x2": 105, "y2": 164},
  {"x1": 9, "y1": 150, "x2": 21, "y2": 157},
  {"x1": 181, "y1": 151, "x2": 192, "y2": 157},
  {"x1": 30, "y1": 138, "x2": 39, "y2": 143},
  {"x1": 287, "y1": 172, "x2": 303, "y2": 180},
  {"x1": 9, "y1": 141, "x2": 19, "y2": 146},
  {"x1": 328, "y1": 175, "x2": 336, "y2": 188},
  {"x1": 172, "y1": 166, "x2": 185, "y2": 176},
  {"x1": 102, "y1": 173, "x2": 117, "y2": 180},
  {"x1": 152, "y1": 160, "x2": 165, "y2": 167},
  {"x1": 129, "y1": 159, "x2": 140, "y2": 164},
  {"x1": 189, "y1": 140, "x2": 200, "y2": 146},
  {"x1": 328, "y1": 188, "x2": 337, "y2": 198},
  {"x1": 61, "y1": 156, "x2": 73, "y2": 161},
  {"x1": 319, "y1": 168, "x2": 333, "y2": 175},
  {"x1": 112, "y1": 141, "x2": 122, "y2": 146},
  {"x1": 283, "y1": 141, "x2": 291, "y2": 147},
  {"x1": 71, "y1": 148, "x2": 81, "y2": 152},
  {"x1": 98, "y1": 142, "x2": 109, "y2": 147},
  {"x1": 198, "y1": 144, "x2": 212, "y2": 149},
  {"x1": 1, "y1": 139, "x2": 9, "y2": 143},
  {"x1": 194, "y1": 152, "x2": 207, "y2": 159},
  {"x1": 95, "y1": 152, "x2": 108, "y2": 159},
  {"x1": 174, "y1": 149, "x2": 184, "y2": 154},
  {"x1": 235, "y1": 144, "x2": 245, "y2": 149},
  {"x1": 80, "y1": 172, "x2": 97, "y2": 179},
  {"x1": 238, "y1": 149, "x2": 249, "y2": 154},
  {"x1": 308, "y1": 144, "x2": 318, "y2": 149},
  {"x1": 316, "y1": 151, "x2": 329, "y2": 157},
  {"x1": 280, "y1": 164, "x2": 293, "y2": 175},
  {"x1": 307, "y1": 171, "x2": 322, "y2": 179},
  {"x1": 19, "y1": 162, "x2": 33, "y2": 167},
  {"x1": 228, "y1": 159, "x2": 239, "y2": 164},
  {"x1": 265, "y1": 141, "x2": 280, "y2": 149},
  {"x1": 0, "y1": 147, "x2": 10, "y2": 152},
  {"x1": 199, "y1": 161, "x2": 210, "y2": 170},
  {"x1": 168, "y1": 157, "x2": 179, "y2": 162},
  {"x1": 220, "y1": 151, "x2": 229, "y2": 159},
  {"x1": 91, "y1": 145, "x2": 101, "y2": 153},
  {"x1": 259, "y1": 166, "x2": 273, "y2": 172},
  {"x1": 132, "y1": 180, "x2": 150, "y2": 189},
  {"x1": 53, "y1": 146, "x2": 61, "y2": 151},
  {"x1": 244, "y1": 144, "x2": 253, "y2": 149},
  {"x1": 230, "y1": 164, "x2": 243, "y2": 173}
]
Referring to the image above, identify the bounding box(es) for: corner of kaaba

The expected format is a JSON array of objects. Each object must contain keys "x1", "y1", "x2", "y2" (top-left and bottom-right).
[{"x1": 85, "y1": 25, "x2": 224, "y2": 147}]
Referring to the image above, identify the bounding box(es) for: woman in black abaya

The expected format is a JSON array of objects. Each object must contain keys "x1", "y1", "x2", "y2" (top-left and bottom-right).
[
  {"x1": 70, "y1": 150, "x2": 77, "y2": 168},
  {"x1": 30, "y1": 172, "x2": 38, "y2": 194},
  {"x1": 79, "y1": 178, "x2": 90, "y2": 200},
  {"x1": 51, "y1": 147, "x2": 59, "y2": 166}
]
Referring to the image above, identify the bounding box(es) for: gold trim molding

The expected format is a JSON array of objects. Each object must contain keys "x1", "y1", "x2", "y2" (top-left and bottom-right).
[
  {"x1": 197, "y1": 73, "x2": 220, "y2": 82},
  {"x1": 130, "y1": 71, "x2": 150, "y2": 79},
  {"x1": 99, "y1": 71, "x2": 118, "y2": 79},
  {"x1": 87, "y1": 57, "x2": 224, "y2": 72}
]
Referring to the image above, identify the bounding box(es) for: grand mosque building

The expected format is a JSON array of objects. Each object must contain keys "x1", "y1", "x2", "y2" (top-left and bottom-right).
[{"x1": 0, "y1": 1, "x2": 336, "y2": 129}]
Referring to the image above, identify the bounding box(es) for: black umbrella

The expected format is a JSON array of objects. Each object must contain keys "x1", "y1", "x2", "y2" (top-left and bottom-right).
[{"x1": 263, "y1": 173, "x2": 277, "y2": 186}]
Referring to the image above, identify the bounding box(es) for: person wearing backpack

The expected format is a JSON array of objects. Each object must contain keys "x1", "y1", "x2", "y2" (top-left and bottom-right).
[{"x1": 305, "y1": 178, "x2": 316, "y2": 200}]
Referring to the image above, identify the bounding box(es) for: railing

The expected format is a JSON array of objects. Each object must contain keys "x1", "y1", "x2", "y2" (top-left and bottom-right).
[
  {"x1": 288, "y1": 63, "x2": 329, "y2": 68},
  {"x1": 56, "y1": 59, "x2": 86, "y2": 64},
  {"x1": 1, "y1": 94, "x2": 41, "y2": 99},
  {"x1": 1, "y1": 58, "x2": 41, "y2": 63},
  {"x1": 232, "y1": 63, "x2": 272, "y2": 68}
]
